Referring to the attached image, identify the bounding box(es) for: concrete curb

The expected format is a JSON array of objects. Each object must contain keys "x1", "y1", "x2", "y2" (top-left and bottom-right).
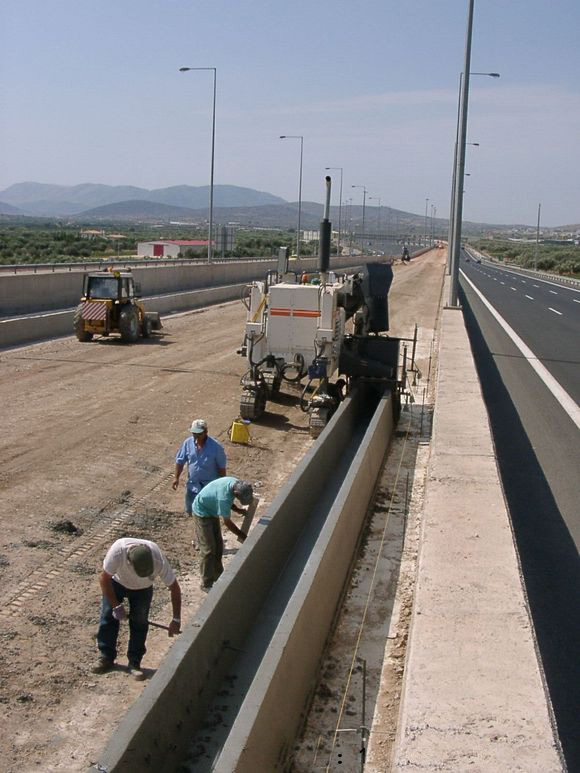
[{"x1": 391, "y1": 279, "x2": 562, "y2": 770}]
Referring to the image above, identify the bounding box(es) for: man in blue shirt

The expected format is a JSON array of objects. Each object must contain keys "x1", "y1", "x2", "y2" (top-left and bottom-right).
[
  {"x1": 172, "y1": 419, "x2": 227, "y2": 515},
  {"x1": 192, "y1": 477, "x2": 253, "y2": 591}
]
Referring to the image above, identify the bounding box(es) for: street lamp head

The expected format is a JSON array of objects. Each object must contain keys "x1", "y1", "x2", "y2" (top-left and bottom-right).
[
  {"x1": 179, "y1": 67, "x2": 190, "y2": 72},
  {"x1": 279, "y1": 135, "x2": 286, "y2": 139},
  {"x1": 488, "y1": 72, "x2": 501, "y2": 78}
]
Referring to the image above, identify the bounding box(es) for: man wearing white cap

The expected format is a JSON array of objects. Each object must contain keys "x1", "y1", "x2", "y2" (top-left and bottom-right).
[
  {"x1": 93, "y1": 538, "x2": 181, "y2": 679},
  {"x1": 172, "y1": 419, "x2": 227, "y2": 516}
]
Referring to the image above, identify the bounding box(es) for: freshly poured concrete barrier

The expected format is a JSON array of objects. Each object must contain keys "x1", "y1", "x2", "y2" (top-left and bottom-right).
[{"x1": 94, "y1": 386, "x2": 395, "y2": 772}]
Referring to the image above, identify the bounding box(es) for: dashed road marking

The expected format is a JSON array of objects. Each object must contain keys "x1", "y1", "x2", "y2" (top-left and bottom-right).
[
  {"x1": 574, "y1": 299, "x2": 580, "y2": 304},
  {"x1": 510, "y1": 287, "x2": 517, "y2": 291},
  {"x1": 461, "y1": 270, "x2": 580, "y2": 430},
  {"x1": 549, "y1": 290, "x2": 558, "y2": 295},
  {"x1": 525, "y1": 295, "x2": 534, "y2": 300},
  {"x1": 548, "y1": 307, "x2": 562, "y2": 315}
]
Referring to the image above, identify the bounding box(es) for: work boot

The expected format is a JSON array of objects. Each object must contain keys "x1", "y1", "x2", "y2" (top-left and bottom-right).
[
  {"x1": 92, "y1": 656, "x2": 114, "y2": 674},
  {"x1": 128, "y1": 662, "x2": 146, "y2": 681}
]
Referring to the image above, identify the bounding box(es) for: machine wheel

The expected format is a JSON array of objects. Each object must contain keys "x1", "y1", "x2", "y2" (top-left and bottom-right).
[
  {"x1": 119, "y1": 306, "x2": 140, "y2": 342},
  {"x1": 309, "y1": 407, "x2": 329, "y2": 438},
  {"x1": 142, "y1": 316, "x2": 153, "y2": 338},
  {"x1": 263, "y1": 371, "x2": 282, "y2": 396},
  {"x1": 73, "y1": 305, "x2": 93, "y2": 342},
  {"x1": 240, "y1": 387, "x2": 267, "y2": 420}
]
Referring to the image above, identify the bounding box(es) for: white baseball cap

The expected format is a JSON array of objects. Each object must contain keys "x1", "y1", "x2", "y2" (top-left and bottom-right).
[{"x1": 190, "y1": 419, "x2": 208, "y2": 434}]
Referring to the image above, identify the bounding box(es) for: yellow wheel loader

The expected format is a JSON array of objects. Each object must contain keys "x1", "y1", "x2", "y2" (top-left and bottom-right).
[{"x1": 73, "y1": 270, "x2": 162, "y2": 343}]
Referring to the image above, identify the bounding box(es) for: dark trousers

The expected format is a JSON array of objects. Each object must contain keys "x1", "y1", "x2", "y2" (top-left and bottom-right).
[
  {"x1": 96, "y1": 578, "x2": 153, "y2": 666},
  {"x1": 194, "y1": 516, "x2": 224, "y2": 588}
]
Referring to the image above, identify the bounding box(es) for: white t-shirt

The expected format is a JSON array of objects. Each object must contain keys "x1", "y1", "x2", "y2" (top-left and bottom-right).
[{"x1": 102, "y1": 538, "x2": 176, "y2": 590}]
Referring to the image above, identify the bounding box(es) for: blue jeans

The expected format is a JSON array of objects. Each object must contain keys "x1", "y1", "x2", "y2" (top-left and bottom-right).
[
  {"x1": 96, "y1": 579, "x2": 153, "y2": 666},
  {"x1": 185, "y1": 481, "x2": 211, "y2": 514}
]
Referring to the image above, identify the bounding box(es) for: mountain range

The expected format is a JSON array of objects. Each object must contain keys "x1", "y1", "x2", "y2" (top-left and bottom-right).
[{"x1": 0, "y1": 182, "x2": 286, "y2": 217}]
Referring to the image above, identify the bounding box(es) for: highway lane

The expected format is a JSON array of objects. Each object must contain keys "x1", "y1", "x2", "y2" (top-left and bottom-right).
[
  {"x1": 462, "y1": 255, "x2": 580, "y2": 403},
  {"x1": 459, "y1": 254, "x2": 580, "y2": 770}
]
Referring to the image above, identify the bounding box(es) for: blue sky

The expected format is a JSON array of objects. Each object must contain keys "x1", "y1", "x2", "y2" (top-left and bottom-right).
[{"x1": 1, "y1": 0, "x2": 579, "y2": 225}]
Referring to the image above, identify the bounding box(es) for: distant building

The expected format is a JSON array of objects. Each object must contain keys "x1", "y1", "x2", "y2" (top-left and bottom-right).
[{"x1": 137, "y1": 240, "x2": 209, "y2": 258}]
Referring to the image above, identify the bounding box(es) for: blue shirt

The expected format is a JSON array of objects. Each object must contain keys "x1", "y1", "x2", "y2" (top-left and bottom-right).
[
  {"x1": 193, "y1": 476, "x2": 237, "y2": 518},
  {"x1": 176, "y1": 436, "x2": 226, "y2": 494}
]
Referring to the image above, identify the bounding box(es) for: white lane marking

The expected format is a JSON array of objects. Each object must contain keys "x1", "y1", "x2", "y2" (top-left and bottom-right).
[
  {"x1": 548, "y1": 307, "x2": 562, "y2": 315},
  {"x1": 525, "y1": 295, "x2": 534, "y2": 300},
  {"x1": 549, "y1": 290, "x2": 558, "y2": 295},
  {"x1": 461, "y1": 270, "x2": 580, "y2": 430},
  {"x1": 574, "y1": 299, "x2": 580, "y2": 304},
  {"x1": 533, "y1": 284, "x2": 540, "y2": 288},
  {"x1": 493, "y1": 278, "x2": 497, "y2": 281},
  {"x1": 500, "y1": 281, "x2": 505, "y2": 285},
  {"x1": 495, "y1": 266, "x2": 580, "y2": 294},
  {"x1": 521, "y1": 280, "x2": 527, "y2": 283},
  {"x1": 510, "y1": 287, "x2": 517, "y2": 291}
]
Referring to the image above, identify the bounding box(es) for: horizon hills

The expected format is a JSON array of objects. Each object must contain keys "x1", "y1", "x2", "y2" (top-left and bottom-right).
[{"x1": 0, "y1": 181, "x2": 576, "y2": 232}]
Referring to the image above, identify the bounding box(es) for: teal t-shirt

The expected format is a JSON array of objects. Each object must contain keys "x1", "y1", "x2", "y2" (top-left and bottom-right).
[{"x1": 193, "y1": 476, "x2": 236, "y2": 518}]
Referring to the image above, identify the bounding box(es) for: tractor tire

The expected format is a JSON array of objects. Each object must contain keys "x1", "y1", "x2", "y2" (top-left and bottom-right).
[
  {"x1": 73, "y1": 305, "x2": 93, "y2": 342},
  {"x1": 119, "y1": 306, "x2": 140, "y2": 343},
  {"x1": 142, "y1": 316, "x2": 153, "y2": 338}
]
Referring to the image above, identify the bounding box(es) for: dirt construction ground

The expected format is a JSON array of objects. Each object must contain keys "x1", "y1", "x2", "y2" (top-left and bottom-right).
[{"x1": 0, "y1": 248, "x2": 445, "y2": 772}]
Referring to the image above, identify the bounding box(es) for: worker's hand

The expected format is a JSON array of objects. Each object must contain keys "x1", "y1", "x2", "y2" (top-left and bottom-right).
[
  {"x1": 171, "y1": 478, "x2": 179, "y2": 491},
  {"x1": 168, "y1": 619, "x2": 181, "y2": 637},
  {"x1": 112, "y1": 603, "x2": 127, "y2": 621},
  {"x1": 238, "y1": 531, "x2": 246, "y2": 543}
]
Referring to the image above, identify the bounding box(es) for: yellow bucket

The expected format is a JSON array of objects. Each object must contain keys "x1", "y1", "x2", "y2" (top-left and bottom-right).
[{"x1": 230, "y1": 419, "x2": 250, "y2": 445}]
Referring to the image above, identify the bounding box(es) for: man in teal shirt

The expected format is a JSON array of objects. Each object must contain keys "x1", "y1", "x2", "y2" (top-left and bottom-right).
[{"x1": 192, "y1": 477, "x2": 253, "y2": 591}]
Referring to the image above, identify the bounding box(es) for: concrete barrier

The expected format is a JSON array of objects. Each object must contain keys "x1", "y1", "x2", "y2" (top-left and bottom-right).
[
  {"x1": 218, "y1": 391, "x2": 394, "y2": 772},
  {"x1": 0, "y1": 256, "x2": 365, "y2": 317},
  {"x1": 94, "y1": 386, "x2": 394, "y2": 772},
  {"x1": 0, "y1": 259, "x2": 368, "y2": 350}
]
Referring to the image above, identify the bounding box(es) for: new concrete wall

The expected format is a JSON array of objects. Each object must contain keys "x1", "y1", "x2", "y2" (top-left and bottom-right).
[{"x1": 218, "y1": 391, "x2": 394, "y2": 772}]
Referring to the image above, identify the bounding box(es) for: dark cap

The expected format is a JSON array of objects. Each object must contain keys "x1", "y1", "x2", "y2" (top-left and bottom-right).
[{"x1": 128, "y1": 544, "x2": 154, "y2": 577}]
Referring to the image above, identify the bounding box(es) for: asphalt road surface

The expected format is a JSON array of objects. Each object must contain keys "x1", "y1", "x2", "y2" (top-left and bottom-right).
[{"x1": 459, "y1": 253, "x2": 580, "y2": 770}]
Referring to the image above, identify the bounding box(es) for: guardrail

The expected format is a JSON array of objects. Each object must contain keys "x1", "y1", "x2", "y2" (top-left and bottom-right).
[{"x1": 0, "y1": 256, "x2": 275, "y2": 275}]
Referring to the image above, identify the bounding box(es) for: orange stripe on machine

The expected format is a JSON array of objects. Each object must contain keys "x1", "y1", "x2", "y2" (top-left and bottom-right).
[
  {"x1": 270, "y1": 308, "x2": 320, "y2": 318},
  {"x1": 81, "y1": 302, "x2": 108, "y2": 321}
]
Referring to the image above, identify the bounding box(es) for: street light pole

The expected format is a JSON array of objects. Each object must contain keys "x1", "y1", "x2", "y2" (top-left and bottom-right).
[
  {"x1": 424, "y1": 197, "x2": 429, "y2": 246},
  {"x1": 280, "y1": 135, "x2": 304, "y2": 260},
  {"x1": 449, "y1": 0, "x2": 475, "y2": 306},
  {"x1": 179, "y1": 66, "x2": 217, "y2": 263},
  {"x1": 447, "y1": 72, "x2": 499, "y2": 273},
  {"x1": 325, "y1": 167, "x2": 343, "y2": 255},
  {"x1": 352, "y1": 185, "x2": 367, "y2": 254},
  {"x1": 535, "y1": 202, "x2": 541, "y2": 270}
]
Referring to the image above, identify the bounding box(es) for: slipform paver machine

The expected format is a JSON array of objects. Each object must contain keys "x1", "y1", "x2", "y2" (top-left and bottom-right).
[{"x1": 237, "y1": 176, "x2": 417, "y2": 437}]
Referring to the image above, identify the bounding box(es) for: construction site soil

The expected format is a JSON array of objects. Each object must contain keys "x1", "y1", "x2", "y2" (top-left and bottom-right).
[{"x1": 0, "y1": 249, "x2": 445, "y2": 772}]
